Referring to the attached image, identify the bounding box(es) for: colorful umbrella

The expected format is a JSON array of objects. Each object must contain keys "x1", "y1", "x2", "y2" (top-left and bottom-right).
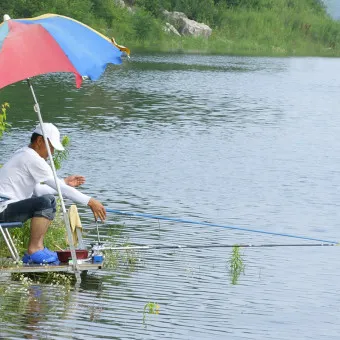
[
  {"x1": 0, "y1": 13, "x2": 129, "y2": 276},
  {"x1": 0, "y1": 13, "x2": 129, "y2": 89}
]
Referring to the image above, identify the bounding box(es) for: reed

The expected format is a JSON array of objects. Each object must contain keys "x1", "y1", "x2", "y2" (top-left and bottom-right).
[
  {"x1": 103, "y1": 243, "x2": 140, "y2": 270},
  {"x1": 229, "y1": 245, "x2": 245, "y2": 285}
]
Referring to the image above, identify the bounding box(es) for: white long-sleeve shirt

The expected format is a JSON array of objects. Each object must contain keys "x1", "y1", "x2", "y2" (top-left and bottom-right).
[
  {"x1": 0, "y1": 146, "x2": 90, "y2": 213},
  {"x1": 33, "y1": 178, "x2": 90, "y2": 205}
]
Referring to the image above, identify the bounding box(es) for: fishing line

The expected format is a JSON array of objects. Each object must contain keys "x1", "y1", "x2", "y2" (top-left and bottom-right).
[
  {"x1": 101, "y1": 243, "x2": 337, "y2": 251},
  {"x1": 106, "y1": 208, "x2": 339, "y2": 245}
]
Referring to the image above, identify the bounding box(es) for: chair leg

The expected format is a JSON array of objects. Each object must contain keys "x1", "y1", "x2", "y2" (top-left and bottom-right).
[{"x1": 0, "y1": 226, "x2": 20, "y2": 262}]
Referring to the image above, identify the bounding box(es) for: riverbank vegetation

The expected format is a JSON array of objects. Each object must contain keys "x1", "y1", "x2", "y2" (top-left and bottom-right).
[
  {"x1": 1, "y1": 0, "x2": 339, "y2": 56},
  {"x1": 0, "y1": 102, "x2": 10, "y2": 139}
]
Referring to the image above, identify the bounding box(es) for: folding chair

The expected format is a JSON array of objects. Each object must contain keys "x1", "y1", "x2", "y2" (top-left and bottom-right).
[
  {"x1": 0, "y1": 222, "x2": 22, "y2": 262},
  {"x1": 0, "y1": 203, "x2": 84, "y2": 263}
]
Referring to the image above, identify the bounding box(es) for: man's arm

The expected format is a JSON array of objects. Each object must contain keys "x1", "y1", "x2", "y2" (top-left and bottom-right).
[
  {"x1": 87, "y1": 198, "x2": 106, "y2": 221},
  {"x1": 43, "y1": 178, "x2": 106, "y2": 221},
  {"x1": 34, "y1": 175, "x2": 85, "y2": 196}
]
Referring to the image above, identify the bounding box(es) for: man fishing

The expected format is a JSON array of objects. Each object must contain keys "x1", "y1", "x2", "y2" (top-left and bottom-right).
[{"x1": 0, "y1": 122, "x2": 106, "y2": 264}]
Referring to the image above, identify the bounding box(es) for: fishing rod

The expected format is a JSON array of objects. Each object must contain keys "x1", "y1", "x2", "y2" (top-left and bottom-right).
[
  {"x1": 100, "y1": 243, "x2": 337, "y2": 251},
  {"x1": 106, "y1": 208, "x2": 339, "y2": 245}
]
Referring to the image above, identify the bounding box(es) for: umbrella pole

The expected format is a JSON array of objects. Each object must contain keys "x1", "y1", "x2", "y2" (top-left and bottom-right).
[{"x1": 27, "y1": 79, "x2": 81, "y2": 281}]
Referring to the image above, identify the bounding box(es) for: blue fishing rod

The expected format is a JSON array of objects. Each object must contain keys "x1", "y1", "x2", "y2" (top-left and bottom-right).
[{"x1": 106, "y1": 208, "x2": 339, "y2": 246}]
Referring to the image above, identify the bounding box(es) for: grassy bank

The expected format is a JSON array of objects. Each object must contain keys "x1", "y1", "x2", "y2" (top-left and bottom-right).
[
  {"x1": 119, "y1": 2, "x2": 340, "y2": 56},
  {"x1": 210, "y1": 4, "x2": 340, "y2": 56},
  {"x1": 1, "y1": 0, "x2": 340, "y2": 56}
]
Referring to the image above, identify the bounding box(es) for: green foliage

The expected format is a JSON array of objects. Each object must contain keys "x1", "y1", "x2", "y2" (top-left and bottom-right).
[
  {"x1": 108, "y1": 5, "x2": 135, "y2": 42},
  {"x1": 103, "y1": 248, "x2": 139, "y2": 269},
  {"x1": 12, "y1": 271, "x2": 75, "y2": 286},
  {"x1": 144, "y1": 301, "x2": 160, "y2": 314},
  {"x1": 213, "y1": 0, "x2": 325, "y2": 12},
  {"x1": 132, "y1": 8, "x2": 162, "y2": 42},
  {"x1": 102, "y1": 227, "x2": 141, "y2": 270},
  {"x1": 0, "y1": 102, "x2": 10, "y2": 139},
  {"x1": 0, "y1": 0, "x2": 94, "y2": 22},
  {"x1": 0, "y1": 102, "x2": 10, "y2": 168},
  {"x1": 0, "y1": 0, "x2": 16, "y2": 18},
  {"x1": 143, "y1": 301, "x2": 160, "y2": 326},
  {"x1": 0, "y1": 274, "x2": 73, "y2": 325},
  {"x1": 0, "y1": 277, "x2": 33, "y2": 321},
  {"x1": 1, "y1": 1, "x2": 340, "y2": 63},
  {"x1": 136, "y1": 0, "x2": 171, "y2": 17},
  {"x1": 43, "y1": 199, "x2": 68, "y2": 251},
  {"x1": 164, "y1": 0, "x2": 216, "y2": 23},
  {"x1": 53, "y1": 135, "x2": 70, "y2": 170},
  {"x1": 229, "y1": 246, "x2": 245, "y2": 285},
  {"x1": 91, "y1": 0, "x2": 118, "y2": 26}
]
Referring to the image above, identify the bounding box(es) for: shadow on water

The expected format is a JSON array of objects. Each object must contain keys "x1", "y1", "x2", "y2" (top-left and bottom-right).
[{"x1": 80, "y1": 272, "x2": 104, "y2": 291}]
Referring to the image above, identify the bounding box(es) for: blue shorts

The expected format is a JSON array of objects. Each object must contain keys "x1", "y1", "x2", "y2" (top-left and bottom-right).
[{"x1": 0, "y1": 195, "x2": 56, "y2": 223}]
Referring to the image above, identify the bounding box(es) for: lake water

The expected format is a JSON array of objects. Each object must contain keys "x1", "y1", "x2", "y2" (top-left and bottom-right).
[{"x1": 1, "y1": 54, "x2": 340, "y2": 339}]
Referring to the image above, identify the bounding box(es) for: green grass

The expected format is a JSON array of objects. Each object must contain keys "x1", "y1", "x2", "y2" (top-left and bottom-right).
[
  {"x1": 93, "y1": 0, "x2": 340, "y2": 57},
  {"x1": 126, "y1": 7, "x2": 340, "y2": 56},
  {"x1": 2, "y1": 0, "x2": 339, "y2": 56}
]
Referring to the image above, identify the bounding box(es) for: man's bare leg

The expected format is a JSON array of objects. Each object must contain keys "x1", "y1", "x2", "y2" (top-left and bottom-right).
[{"x1": 28, "y1": 217, "x2": 51, "y2": 254}]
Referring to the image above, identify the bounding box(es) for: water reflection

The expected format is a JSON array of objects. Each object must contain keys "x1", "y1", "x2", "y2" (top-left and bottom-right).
[
  {"x1": 23, "y1": 286, "x2": 48, "y2": 339},
  {"x1": 0, "y1": 54, "x2": 288, "y2": 135}
]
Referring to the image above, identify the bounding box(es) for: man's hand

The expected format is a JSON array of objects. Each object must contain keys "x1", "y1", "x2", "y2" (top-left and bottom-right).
[
  {"x1": 64, "y1": 175, "x2": 85, "y2": 187},
  {"x1": 88, "y1": 198, "x2": 106, "y2": 222}
]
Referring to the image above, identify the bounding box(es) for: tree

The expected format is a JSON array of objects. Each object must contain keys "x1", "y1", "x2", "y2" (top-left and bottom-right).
[{"x1": 136, "y1": 0, "x2": 171, "y2": 17}]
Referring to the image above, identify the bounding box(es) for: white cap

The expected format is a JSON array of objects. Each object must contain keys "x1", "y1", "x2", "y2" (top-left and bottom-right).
[
  {"x1": 3, "y1": 14, "x2": 11, "y2": 21},
  {"x1": 33, "y1": 123, "x2": 64, "y2": 151}
]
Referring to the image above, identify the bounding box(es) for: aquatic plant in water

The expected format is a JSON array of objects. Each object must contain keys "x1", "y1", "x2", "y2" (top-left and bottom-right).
[
  {"x1": 102, "y1": 229, "x2": 142, "y2": 270},
  {"x1": 229, "y1": 245, "x2": 245, "y2": 285},
  {"x1": 103, "y1": 246, "x2": 141, "y2": 270},
  {"x1": 0, "y1": 274, "x2": 75, "y2": 325},
  {"x1": 143, "y1": 301, "x2": 160, "y2": 326},
  {"x1": 12, "y1": 272, "x2": 75, "y2": 287},
  {"x1": 0, "y1": 278, "x2": 33, "y2": 322}
]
